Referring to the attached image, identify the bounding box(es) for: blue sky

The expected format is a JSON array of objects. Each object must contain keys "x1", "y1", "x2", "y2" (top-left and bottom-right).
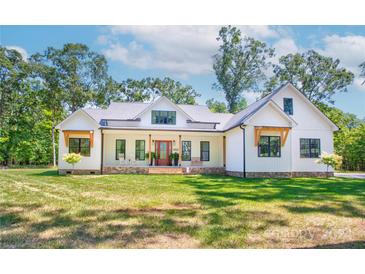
[{"x1": 1, "y1": 25, "x2": 365, "y2": 118}]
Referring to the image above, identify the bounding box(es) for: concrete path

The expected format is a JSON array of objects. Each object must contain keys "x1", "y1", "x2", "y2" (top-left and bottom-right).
[{"x1": 334, "y1": 173, "x2": 365, "y2": 179}]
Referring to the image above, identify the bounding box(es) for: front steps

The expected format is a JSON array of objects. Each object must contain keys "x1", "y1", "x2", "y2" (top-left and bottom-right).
[{"x1": 148, "y1": 167, "x2": 183, "y2": 174}]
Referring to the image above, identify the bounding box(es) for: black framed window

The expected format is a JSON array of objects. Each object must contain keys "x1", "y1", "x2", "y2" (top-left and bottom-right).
[
  {"x1": 69, "y1": 138, "x2": 90, "y2": 156},
  {"x1": 300, "y1": 138, "x2": 321, "y2": 158},
  {"x1": 200, "y1": 141, "x2": 210, "y2": 161},
  {"x1": 258, "y1": 136, "x2": 281, "y2": 157},
  {"x1": 151, "y1": 110, "x2": 176, "y2": 125},
  {"x1": 116, "y1": 139, "x2": 126, "y2": 160},
  {"x1": 283, "y1": 98, "x2": 293, "y2": 115},
  {"x1": 135, "y1": 140, "x2": 145, "y2": 160},
  {"x1": 182, "y1": 141, "x2": 191, "y2": 161}
]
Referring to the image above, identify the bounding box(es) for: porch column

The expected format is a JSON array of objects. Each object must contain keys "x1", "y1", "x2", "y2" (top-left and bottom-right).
[
  {"x1": 148, "y1": 134, "x2": 152, "y2": 166},
  {"x1": 178, "y1": 135, "x2": 182, "y2": 166}
]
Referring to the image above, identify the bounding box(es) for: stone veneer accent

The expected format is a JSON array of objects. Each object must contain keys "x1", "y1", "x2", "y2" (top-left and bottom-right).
[
  {"x1": 226, "y1": 170, "x2": 333, "y2": 178},
  {"x1": 182, "y1": 167, "x2": 226, "y2": 175},
  {"x1": 59, "y1": 168, "x2": 333, "y2": 178},
  {"x1": 59, "y1": 169, "x2": 101, "y2": 175},
  {"x1": 103, "y1": 166, "x2": 149, "y2": 174}
]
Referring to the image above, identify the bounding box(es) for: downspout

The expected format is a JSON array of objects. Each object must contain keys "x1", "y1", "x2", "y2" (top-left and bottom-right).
[
  {"x1": 239, "y1": 124, "x2": 246, "y2": 178},
  {"x1": 100, "y1": 129, "x2": 104, "y2": 175}
]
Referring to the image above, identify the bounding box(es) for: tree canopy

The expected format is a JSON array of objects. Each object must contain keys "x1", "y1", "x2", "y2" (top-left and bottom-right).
[
  {"x1": 263, "y1": 50, "x2": 354, "y2": 104},
  {"x1": 213, "y1": 26, "x2": 274, "y2": 113}
]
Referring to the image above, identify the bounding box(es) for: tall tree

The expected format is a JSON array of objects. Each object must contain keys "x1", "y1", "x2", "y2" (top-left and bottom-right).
[
  {"x1": 206, "y1": 98, "x2": 228, "y2": 113},
  {"x1": 110, "y1": 77, "x2": 201, "y2": 104},
  {"x1": 264, "y1": 50, "x2": 354, "y2": 104},
  {"x1": 360, "y1": 61, "x2": 365, "y2": 85},
  {"x1": 39, "y1": 43, "x2": 111, "y2": 112},
  {"x1": 213, "y1": 26, "x2": 274, "y2": 113}
]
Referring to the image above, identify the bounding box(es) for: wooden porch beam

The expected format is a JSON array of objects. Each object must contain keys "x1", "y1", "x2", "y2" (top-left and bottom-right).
[
  {"x1": 63, "y1": 130, "x2": 94, "y2": 147},
  {"x1": 254, "y1": 126, "x2": 291, "y2": 147}
]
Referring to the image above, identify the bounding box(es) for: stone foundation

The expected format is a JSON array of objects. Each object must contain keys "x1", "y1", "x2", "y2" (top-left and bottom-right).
[
  {"x1": 291, "y1": 171, "x2": 334, "y2": 178},
  {"x1": 102, "y1": 166, "x2": 149, "y2": 174},
  {"x1": 226, "y1": 170, "x2": 334, "y2": 178},
  {"x1": 59, "y1": 168, "x2": 333, "y2": 178},
  {"x1": 58, "y1": 169, "x2": 100, "y2": 175},
  {"x1": 182, "y1": 167, "x2": 226, "y2": 175}
]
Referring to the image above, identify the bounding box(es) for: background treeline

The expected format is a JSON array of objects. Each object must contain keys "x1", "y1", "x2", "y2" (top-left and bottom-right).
[{"x1": 1, "y1": 26, "x2": 364, "y2": 170}]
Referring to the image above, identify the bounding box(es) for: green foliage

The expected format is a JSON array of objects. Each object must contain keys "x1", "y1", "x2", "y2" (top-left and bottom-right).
[
  {"x1": 213, "y1": 26, "x2": 274, "y2": 113},
  {"x1": 316, "y1": 152, "x2": 343, "y2": 171},
  {"x1": 110, "y1": 77, "x2": 200, "y2": 105},
  {"x1": 62, "y1": 153, "x2": 82, "y2": 166},
  {"x1": 206, "y1": 98, "x2": 228, "y2": 113},
  {"x1": 264, "y1": 50, "x2": 354, "y2": 104}
]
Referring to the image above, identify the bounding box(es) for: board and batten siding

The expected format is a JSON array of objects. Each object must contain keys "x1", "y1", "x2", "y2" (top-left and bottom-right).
[
  {"x1": 58, "y1": 111, "x2": 102, "y2": 171},
  {"x1": 271, "y1": 85, "x2": 335, "y2": 172}
]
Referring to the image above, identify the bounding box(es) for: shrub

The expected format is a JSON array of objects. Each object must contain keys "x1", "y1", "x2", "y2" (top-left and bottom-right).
[
  {"x1": 62, "y1": 153, "x2": 82, "y2": 173},
  {"x1": 316, "y1": 152, "x2": 343, "y2": 175}
]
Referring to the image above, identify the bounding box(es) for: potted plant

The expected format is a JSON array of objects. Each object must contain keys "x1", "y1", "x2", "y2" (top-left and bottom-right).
[
  {"x1": 169, "y1": 152, "x2": 179, "y2": 166},
  {"x1": 62, "y1": 153, "x2": 82, "y2": 174},
  {"x1": 145, "y1": 152, "x2": 156, "y2": 166}
]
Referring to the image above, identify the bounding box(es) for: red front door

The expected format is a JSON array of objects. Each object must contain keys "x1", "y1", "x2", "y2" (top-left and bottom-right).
[{"x1": 155, "y1": 141, "x2": 172, "y2": 166}]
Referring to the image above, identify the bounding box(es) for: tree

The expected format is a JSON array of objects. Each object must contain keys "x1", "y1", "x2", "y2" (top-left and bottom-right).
[
  {"x1": 316, "y1": 152, "x2": 343, "y2": 176},
  {"x1": 213, "y1": 26, "x2": 274, "y2": 113},
  {"x1": 63, "y1": 153, "x2": 82, "y2": 174},
  {"x1": 38, "y1": 43, "x2": 111, "y2": 112},
  {"x1": 206, "y1": 98, "x2": 228, "y2": 113},
  {"x1": 110, "y1": 77, "x2": 201, "y2": 104},
  {"x1": 206, "y1": 96, "x2": 247, "y2": 113},
  {"x1": 360, "y1": 61, "x2": 365, "y2": 85},
  {"x1": 265, "y1": 50, "x2": 354, "y2": 104}
]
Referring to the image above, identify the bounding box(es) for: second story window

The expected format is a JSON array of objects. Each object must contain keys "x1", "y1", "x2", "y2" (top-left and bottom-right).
[
  {"x1": 283, "y1": 98, "x2": 293, "y2": 115},
  {"x1": 151, "y1": 110, "x2": 176, "y2": 125}
]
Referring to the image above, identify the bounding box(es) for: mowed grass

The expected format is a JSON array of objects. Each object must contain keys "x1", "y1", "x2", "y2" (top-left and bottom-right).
[{"x1": 0, "y1": 169, "x2": 364, "y2": 248}]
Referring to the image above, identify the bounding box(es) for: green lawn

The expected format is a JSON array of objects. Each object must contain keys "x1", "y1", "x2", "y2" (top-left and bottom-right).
[{"x1": 1, "y1": 169, "x2": 364, "y2": 248}]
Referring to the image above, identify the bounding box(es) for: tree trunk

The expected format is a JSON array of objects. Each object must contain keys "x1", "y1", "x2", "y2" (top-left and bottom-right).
[{"x1": 52, "y1": 112, "x2": 56, "y2": 167}]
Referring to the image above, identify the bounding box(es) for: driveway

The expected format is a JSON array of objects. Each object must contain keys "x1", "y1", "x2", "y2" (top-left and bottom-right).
[{"x1": 335, "y1": 173, "x2": 365, "y2": 179}]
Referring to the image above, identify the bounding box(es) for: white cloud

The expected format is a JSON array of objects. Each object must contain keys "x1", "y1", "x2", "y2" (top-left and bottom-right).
[
  {"x1": 5, "y1": 45, "x2": 28, "y2": 60},
  {"x1": 96, "y1": 35, "x2": 109, "y2": 45},
  {"x1": 101, "y1": 25, "x2": 279, "y2": 77},
  {"x1": 318, "y1": 34, "x2": 365, "y2": 90},
  {"x1": 272, "y1": 37, "x2": 300, "y2": 58}
]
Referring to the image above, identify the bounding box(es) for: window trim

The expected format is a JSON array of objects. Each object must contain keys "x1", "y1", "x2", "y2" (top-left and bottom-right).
[
  {"x1": 135, "y1": 140, "x2": 146, "y2": 161},
  {"x1": 115, "y1": 139, "x2": 126, "y2": 160},
  {"x1": 200, "y1": 141, "x2": 210, "y2": 161},
  {"x1": 300, "y1": 138, "x2": 321, "y2": 158},
  {"x1": 69, "y1": 137, "x2": 91, "y2": 157},
  {"x1": 151, "y1": 110, "x2": 177, "y2": 125},
  {"x1": 283, "y1": 97, "x2": 293, "y2": 115},
  {"x1": 181, "y1": 140, "x2": 191, "y2": 161},
  {"x1": 258, "y1": 136, "x2": 281, "y2": 158}
]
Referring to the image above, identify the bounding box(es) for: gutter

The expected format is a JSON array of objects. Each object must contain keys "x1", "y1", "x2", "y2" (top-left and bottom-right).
[{"x1": 239, "y1": 124, "x2": 246, "y2": 178}]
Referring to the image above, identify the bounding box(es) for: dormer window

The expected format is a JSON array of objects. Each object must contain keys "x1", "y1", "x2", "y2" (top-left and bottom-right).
[
  {"x1": 283, "y1": 98, "x2": 293, "y2": 115},
  {"x1": 152, "y1": 110, "x2": 176, "y2": 125}
]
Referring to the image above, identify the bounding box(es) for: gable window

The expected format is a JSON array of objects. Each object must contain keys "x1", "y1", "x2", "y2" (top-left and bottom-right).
[
  {"x1": 151, "y1": 110, "x2": 176, "y2": 125},
  {"x1": 135, "y1": 140, "x2": 145, "y2": 160},
  {"x1": 258, "y1": 136, "x2": 281, "y2": 157},
  {"x1": 182, "y1": 141, "x2": 191, "y2": 161},
  {"x1": 116, "y1": 139, "x2": 126, "y2": 160},
  {"x1": 200, "y1": 141, "x2": 210, "y2": 161},
  {"x1": 283, "y1": 98, "x2": 293, "y2": 115},
  {"x1": 300, "y1": 138, "x2": 320, "y2": 158},
  {"x1": 69, "y1": 138, "x2": 90, "y2": 156}
]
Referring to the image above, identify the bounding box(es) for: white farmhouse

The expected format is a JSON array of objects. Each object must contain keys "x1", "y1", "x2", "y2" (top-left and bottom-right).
[{"x1": 56, "y1": 83, "x2": 338, "y2": 177}]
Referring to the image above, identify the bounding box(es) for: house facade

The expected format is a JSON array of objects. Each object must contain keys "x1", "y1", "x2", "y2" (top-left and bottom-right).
[{"x1": 56, "y1": 83, "x2": 338, "y2": 177}]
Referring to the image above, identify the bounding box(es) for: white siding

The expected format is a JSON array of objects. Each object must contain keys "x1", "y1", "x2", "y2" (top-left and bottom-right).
[
  {"x1": 58, "y1": 111, "x2": 101, "y2": 171},
  {"x1": 225, "y1": 127, "x2": 243, "y2": 172},
  {"x1": 271, "y1": 85, "x2": 335, "y2": 172}
]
